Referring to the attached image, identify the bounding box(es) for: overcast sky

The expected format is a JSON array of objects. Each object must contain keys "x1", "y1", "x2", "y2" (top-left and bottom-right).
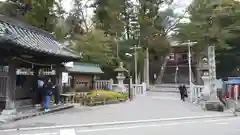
[
  {"x1": 0, "y1": 0, "x2": 192, "y2": 23},
  {"x1": 0, "y1": 0, "x2": 192, "y2": 15}
]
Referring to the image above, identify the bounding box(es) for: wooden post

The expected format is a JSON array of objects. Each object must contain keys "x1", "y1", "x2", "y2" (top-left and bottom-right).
[
  {"x1": 56, "y1": 66, "x2": 63, "y2": 93},
  {"x1": 2, "y1": 58, "x2": 17, "y2": 114},
  {"x1": 128, "y1": 76, "x2": 133, "y2": 100}
]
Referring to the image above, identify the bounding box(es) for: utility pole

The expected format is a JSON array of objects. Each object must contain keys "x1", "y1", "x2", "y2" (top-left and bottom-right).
[
  {"x1": 144, "y1": 48, "x2": 149, "y2": 88},
  {"x1": 130, "y1": 45, "x2": 141, "y2": 85},
  {"x1": 188, "y1": 41, "x2": 193, "y2": 102},
  {"x1": 115, "y1": 32, "x2": 119, "y2": 59},
  {"x1": 134, "y1": 45, "x2": 138, "y2": 85}
]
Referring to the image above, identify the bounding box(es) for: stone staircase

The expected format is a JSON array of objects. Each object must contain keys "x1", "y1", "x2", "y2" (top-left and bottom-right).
[{"x1": 155, "y1": 53, "x2": 198, "y2": 85}]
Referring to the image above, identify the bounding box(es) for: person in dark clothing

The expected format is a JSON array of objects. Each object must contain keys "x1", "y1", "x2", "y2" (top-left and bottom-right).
[
  {"x1": 179, "y1": 84, "x2": 186, "y2": 101},
  {"x1": 53, "y1": 84, "x2": 60, "y2": 105},
  {"x1": 42, "y1": 78, "x2": 53, "y2": 112},
  {"x1": 183, "y1": 85, "x2": 188, "y2": 98},
  {"x1": 32, "y1": 76, "x2": 39, "y2": 106},
  {"x1": 37, "y1": 78, "x2": 45, "y2": 107},
  {"x1": 217, "y1": 88, "x2": 226, "y2": 107}
]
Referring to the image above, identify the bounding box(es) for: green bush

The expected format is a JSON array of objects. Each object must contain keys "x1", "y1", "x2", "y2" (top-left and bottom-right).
[{"x1": 83, "y1": 90, "x2": 128, "y2": 106}]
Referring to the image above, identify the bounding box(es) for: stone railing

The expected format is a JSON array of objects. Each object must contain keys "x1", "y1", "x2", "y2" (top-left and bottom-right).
[
  {"x1": 94, "y1": 79, "x2": 113, "y2": 90},
  {"x1": 94, "y1": 79, "x2": 147, "y2": 96},
  {"x1": 191, "y1": 85, "x2": 204, "y2": 104},
  {"x1": 111, "y1": 83, "x2": 146, "y2": 96}
]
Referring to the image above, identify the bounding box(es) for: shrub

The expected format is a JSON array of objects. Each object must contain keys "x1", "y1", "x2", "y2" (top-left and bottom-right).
[{"x1": 83, "y1": 90, "x2": 128, "y2": 106}]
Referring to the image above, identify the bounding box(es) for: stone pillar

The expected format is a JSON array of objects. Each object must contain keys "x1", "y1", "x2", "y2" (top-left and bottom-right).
[
  {"x1": 2, "y1": 59, "x2": 17, "y2": 114},
  {"x1": 201, "y1": 71, "x2": 211, "y2": 99},
  {"x1": 208, "y1": 46, "x2": 218, "y2": 100},
  {"x1": 201, "y1": 70, "x2": 223, "y2": 111},
  {"x1": 109, "y1": 79, "x2": 113, "y2": 90}
]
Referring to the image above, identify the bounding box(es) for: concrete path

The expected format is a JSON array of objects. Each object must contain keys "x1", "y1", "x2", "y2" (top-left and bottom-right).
[
  {"x1": 5, "y1": 116, "x2": 240, "y2": 135},
  {"x1": 0, "y1": 91, "x2": 234, "y2": 131}
]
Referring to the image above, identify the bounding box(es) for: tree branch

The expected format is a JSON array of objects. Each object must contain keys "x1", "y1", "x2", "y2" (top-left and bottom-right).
[{"x1": 164, "y1": 2, "x2": 194, "y2": 34}]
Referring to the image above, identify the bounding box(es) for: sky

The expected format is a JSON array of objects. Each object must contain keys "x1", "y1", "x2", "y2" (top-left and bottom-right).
[
  {"x1": 0, "y1": 0, "x2": 75, "y2": 12},
  {"x1": 0, "y1": 0, "x2": 192, "y2": 16},
  {"x1": 62, "y1": 0, "x2": 192, "y2": 21},
  {"x1": 172, "y1": 0, "x2": 192, "y2": 13},
  {"x1": 62, "y1": 0, "x2": 74, "y2": 12},
  {"x1": 0, "y1": 0, "x2": 192, "y2": 24}
]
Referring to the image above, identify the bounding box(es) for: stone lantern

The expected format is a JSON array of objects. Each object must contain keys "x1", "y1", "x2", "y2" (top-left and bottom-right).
[{"x1": 114, "y1": 62, "x2": 128, "y2": 92}]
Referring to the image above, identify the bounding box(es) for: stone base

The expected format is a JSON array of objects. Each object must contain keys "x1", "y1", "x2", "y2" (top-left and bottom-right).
[
  {"x1": 114, "y1": 84, "x2": 127, "y2": 93},
  {"x1": 204, "y1": 101, "x2": 224, "y2": 112},
  {"x1": 1, "y1": 108, "x2": 16, "y2": 115}
]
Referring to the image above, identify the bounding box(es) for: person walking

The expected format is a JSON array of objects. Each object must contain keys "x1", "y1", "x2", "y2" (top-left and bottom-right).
[
  {"x1": 52, "y1": 81, "x2": 60, "y2": 105},
  {"x1": 43, "y1": 78, "x2": 53, "y2": 112},
  {"x1": 178, "y1": 84, "x2": 185, "y2": 101}
]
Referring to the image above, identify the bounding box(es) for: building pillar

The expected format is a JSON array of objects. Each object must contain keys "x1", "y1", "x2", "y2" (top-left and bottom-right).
[
  {"x1": 2, "y1": 58, "x2": 17, "y2": 114},
  {"x1": 56, "y1": 66, "x2": 63, "y2": 93}
]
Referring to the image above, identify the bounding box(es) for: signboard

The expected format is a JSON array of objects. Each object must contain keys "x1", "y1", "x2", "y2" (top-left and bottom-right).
[{"x1": 62, "y1": 72, "x2": 69, "y2": 83}]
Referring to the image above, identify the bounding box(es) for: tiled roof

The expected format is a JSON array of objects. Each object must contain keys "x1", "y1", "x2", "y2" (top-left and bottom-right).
[
  {"x1": 67, "y1": 62, "x2": 104, "y2": 74},
  {"x1": 0, "y1": 15, "x2": 79, "y2": 58}
]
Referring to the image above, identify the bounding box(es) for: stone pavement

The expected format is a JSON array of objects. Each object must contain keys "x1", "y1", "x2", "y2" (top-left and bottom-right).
[
  {"x1": 0, "y1": 104, "x2": 74, "y2": 124},
  {"x1": 0, "y1": 91, "x2": 234, "y2": 130},
  {"x1": 74, "y1": 117, "x2": 240, "y2": 135},
  {"x1": 3, "y1": 117, "x2": 240, "y2": 135}
]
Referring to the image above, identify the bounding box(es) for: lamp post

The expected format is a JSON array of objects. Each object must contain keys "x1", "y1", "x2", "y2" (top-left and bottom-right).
[{"x1": 125, "y1": 53, "x2": 134, "y2": 100}]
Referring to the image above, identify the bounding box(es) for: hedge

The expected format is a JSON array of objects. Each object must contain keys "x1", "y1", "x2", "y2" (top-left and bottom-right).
[{"x1": 82, "y1": 90, "x2": 128, "y2": 106}]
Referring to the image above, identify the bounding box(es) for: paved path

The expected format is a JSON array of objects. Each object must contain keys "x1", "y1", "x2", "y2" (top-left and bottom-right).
[
  {"x1": 2, "y1": 116, "x2": 240, "y2": 135},
  {"x1": 0, "y1": 91, "x2": 233, "y2": 131}
]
